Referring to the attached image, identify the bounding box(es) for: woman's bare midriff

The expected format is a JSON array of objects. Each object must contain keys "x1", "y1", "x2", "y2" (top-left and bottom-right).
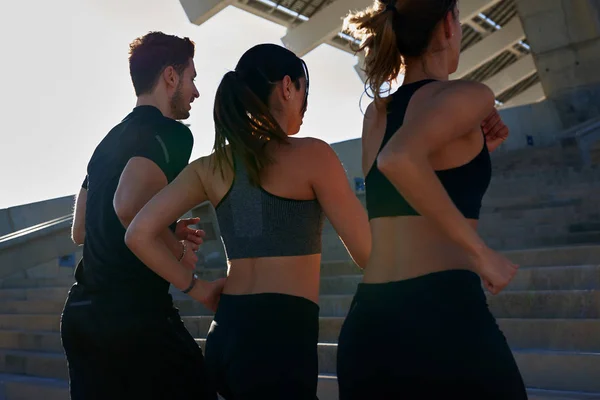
[
  {"x1": 363, "y1": 216, "x2": 479, "y2": 284},
  {"x1": 222, "y1": 254, "x2": 322, "y2": 304}
]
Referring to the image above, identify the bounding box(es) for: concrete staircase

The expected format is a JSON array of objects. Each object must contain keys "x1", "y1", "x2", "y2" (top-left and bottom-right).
[
  {"x1": 322, "y1": 141, "x2": 600, "y2": 261},
  {"x1": 0, "y1": 245, "x2": 598, "y2": 399},
  {"x1": 479, "y1": 145, "x2": 600, "y2": 250}
]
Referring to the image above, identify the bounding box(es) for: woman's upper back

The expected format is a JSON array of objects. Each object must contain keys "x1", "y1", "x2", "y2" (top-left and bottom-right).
[
  {"x1": 197, "y1": 138, "x2": 326, "y2": 260},
  {"x1": 364, "y1": 79, "x2": 492, "y2": 221}
]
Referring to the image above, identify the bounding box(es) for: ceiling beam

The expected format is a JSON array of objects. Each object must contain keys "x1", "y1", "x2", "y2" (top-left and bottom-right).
[
  {"x1": 460, "y1": 0, "x2": 503, "y2": 21},
  {"x1": 483, "y1": 54, "x2": 536, "y2": 95},
  {"x1": 179, "y1": 0, "x2": 233, "y2": 26},
  {"x1": 281, "y1": 0, "x2": 505, "y2": 58},
  {"x1": 500, "y1": 83, "x2": 545, "y2": 109},
  {"x1": 281, "y1": 0, "x2": 372, "y2": 57},
  {"x1": 451, "y1": 17, "x2": 526, "y2": 79}
]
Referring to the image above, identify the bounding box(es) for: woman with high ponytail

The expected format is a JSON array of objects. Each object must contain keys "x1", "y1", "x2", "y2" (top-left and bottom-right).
[
  {"x1": 336, "y1": 0, "x2": 526, "y2": 398},
  {"x1": 125, "y1": 43, "x2": 370, "y2": 398}
]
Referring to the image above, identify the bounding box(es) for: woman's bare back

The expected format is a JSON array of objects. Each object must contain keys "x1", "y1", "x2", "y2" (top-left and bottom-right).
[
  {"x1": 362, "y1": 80, "x2": 485, "y2": 283},
  {"x1": 195, "y1": 137, "x2": 368, "y2": 302}
]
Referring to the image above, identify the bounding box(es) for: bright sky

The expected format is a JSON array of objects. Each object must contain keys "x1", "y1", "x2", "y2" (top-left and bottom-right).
[{"x1": 0, "y1": 0, "x2": 368, "y2": 209}]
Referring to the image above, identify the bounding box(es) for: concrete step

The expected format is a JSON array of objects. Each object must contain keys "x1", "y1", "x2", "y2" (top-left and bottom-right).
[
  {"x1": 527, "y1": 388, "x2": 600, "y2": 399},
  {"x1": 318, "y1": 290, "x2": 600, "y2": 319},
  {"x1": 0, "y1": 269, "x2": 229, "y2": 291},
  {"x1": 321, "y1": 244, "x2": 600, "y2": 273},
  {"x1": 488, "y1": 171, "x2": 600, "y2": 192},
  {"x1": 0, "y1": 373, "x2": 68, "y2": 400},
  {"x1": 319, "y1": 265, "x2": 600, "y2": 294},
  {"x1": 518, "y1": 349, "x2": 600, "y2": 393},
  {"x1": 500, "y1": 319, "x2": 600, "y2": 352},
  {"x1": 0, "y1": 315, "x2": 59, "y2": 333},
  {"x1": 5, "y1": 245, "x2": 600, "y2": 290},
  {"x1": 0, "y1": 297, "x2": 213, "y2": 317},
  {"x1": 1, "y1": 287, "x2": 598, "y2": 320},
  {"x1": 0, "y1": 373, "x2": 338, "y2": 400},
  {"x1": 0, "y1": 373, "x2": 341, "y2": 400},
  {"x1": 182, "y1": 316, "x2": 600, "y2": 352},
  {"x1": 0, "y1": 288, "x2": 69, "y2": 301},
  {"x1": 2, "y1": 376, "x2": 599, "y2": 400},
  {"x1": 489, "y1": 232, "x2": 600, "y2": 252},
  {"x1": 0, "y1": 264, "x2": 597, "y2": 307},
  {"x1": 0, "y1": 331, "x2": 62, "y2": 353},
  {"x1": 508, "y1": 245, "x2": 600, "y2": 268},
  {"x1": 0, "y1": 315, "x2": 597, "y2": 355},
  {"x1": 0, "y1": 350, "x2": 66, "y2": 380},
  {"x1": 0, "y1": 347, "x2": 598, "y2": 399},
  {"x1": 0, "y1": 277, "x2": 74, "y2": 290},
  {"x1": 511, "y1": 265, "x2": 600, "y2": 291},
  {"x1": 195, "y1": 340, "x2": 600, "y2": 393},
  {"x1": 0, "y1": 301, "x2": 64, "y2": 315},
  {"x1": 488, "y1": 290, "x2": 600, "y2": 319},
  {"x1": 483, "y1": 184, "x2": 600, "y2": 207}
]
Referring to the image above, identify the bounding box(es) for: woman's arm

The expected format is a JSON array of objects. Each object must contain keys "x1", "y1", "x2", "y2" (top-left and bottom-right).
[
  {"x1": 377, "y1": 81, "x2": 517, "y2": 293},
  {"x1": 377, "y1": 81, "x2": 493, "y2": 253},
  {"x1": 125, "y1": 158, "x2": 224, "y2": 308},
  {"x1": 309, "y1": 139, "x2": 371, "y2": 269},
  {"x1": 114, "y1": 157, "x2": 200, "y2": 269}
]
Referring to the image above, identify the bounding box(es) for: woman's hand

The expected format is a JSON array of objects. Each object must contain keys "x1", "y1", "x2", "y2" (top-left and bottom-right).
[
  {"x1": 470, "y1": 246, "x2": 519, "y2": 295},
  {"x1": 175, "y1": 217, "x2": 205, "y2": 243},
  {"x1": 481, "y1": 108, "x2": 509, "y2": 153},
  {"x1": 190, "y1": 278, "x2": 227, "y2": 312}
]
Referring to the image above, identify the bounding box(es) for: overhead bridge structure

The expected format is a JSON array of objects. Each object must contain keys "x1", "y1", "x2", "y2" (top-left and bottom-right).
[{"x1": 179, "y1": 0, "x2": 544, "y2": 109}]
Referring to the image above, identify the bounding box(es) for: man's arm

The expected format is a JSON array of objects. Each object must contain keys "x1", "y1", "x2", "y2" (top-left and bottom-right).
[{"x1": 71, "y1": 183, "x2": 87, "y2": 245}]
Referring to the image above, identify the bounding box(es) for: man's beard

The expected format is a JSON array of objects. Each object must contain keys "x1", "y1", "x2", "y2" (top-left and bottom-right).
[{"x1": 170, "y1": 81, "x2": 189, "y2": 120}]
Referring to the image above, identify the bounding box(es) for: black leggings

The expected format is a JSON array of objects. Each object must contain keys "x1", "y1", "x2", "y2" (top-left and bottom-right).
[
  {"x1": 61, "y1": 285, "x2": 216, "y2": 400},
  {"x1": 204, "y1": 293, "x2": 320, "y2": 400},
  {"x1": 337, "y1": 269, "x2": 528, "y2": 400}
]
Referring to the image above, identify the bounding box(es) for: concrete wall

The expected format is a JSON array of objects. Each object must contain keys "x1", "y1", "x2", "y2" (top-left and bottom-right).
[
  {"x1": 4, "y1": 247, "x2": 84, "y2": 281},
  {"x1": 0, "y1": 195, "x2": 74, "y2": 237},
  {"x1": 495, "y1": 99, "x2": 564, "y2": 152},
  {"x1": 331, "y1": 138, "x2": 363, "y2": 187}
]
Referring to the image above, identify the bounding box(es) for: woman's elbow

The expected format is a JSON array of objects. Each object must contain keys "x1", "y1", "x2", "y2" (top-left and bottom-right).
[
  {"x1": 357, "y1": 239, "x2": 372, "y2": 270},
  {"x1": 377, "y1": 147, "x2": 410, "y2": 176},
  {"x1": 124, "y1": 224, "x2": 143, "y2": 252}
]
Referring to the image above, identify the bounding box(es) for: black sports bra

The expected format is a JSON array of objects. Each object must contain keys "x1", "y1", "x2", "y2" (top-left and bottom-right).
[{"x1": 365, "y1": 79, "x2": 492, "y2": 221}]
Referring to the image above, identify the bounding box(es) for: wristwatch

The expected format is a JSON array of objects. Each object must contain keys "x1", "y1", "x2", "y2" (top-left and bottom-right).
[{"x1": 182, "y1": 272, "x2": 198, "y2": 294}]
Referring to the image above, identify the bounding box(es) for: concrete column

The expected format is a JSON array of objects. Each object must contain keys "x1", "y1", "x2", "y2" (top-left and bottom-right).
[{"x1": 515, "y1": 0, "x2": 600, "y2": 127}]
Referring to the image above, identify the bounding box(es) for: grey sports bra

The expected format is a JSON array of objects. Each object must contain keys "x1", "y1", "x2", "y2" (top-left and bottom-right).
[{"x1": 215, "y1": 155, "x2": 324, "y2": 260}]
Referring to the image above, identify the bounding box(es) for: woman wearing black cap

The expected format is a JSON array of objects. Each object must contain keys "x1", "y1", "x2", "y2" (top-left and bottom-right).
[{"x1": 126, "y1": 43, "x2": 371, "y2": 399}]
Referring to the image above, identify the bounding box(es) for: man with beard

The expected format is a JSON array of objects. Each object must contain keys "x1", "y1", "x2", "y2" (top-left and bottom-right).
[{"x1": 61, "y1": 32, "x2": 223, "y2": 400}]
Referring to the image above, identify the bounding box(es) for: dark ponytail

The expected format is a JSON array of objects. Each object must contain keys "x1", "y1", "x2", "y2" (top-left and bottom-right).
[{"x1": 212, "y1": 44, "x2": 308, "y2": 186}]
